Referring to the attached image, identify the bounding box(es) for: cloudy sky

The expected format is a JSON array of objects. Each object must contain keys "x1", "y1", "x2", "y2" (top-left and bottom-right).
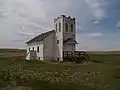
[{"x1": 0, "y1": 0, "x2": 120, "y2": 51}]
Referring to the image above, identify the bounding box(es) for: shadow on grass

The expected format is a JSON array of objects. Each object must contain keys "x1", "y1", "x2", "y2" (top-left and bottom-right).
[{"x1": 90, "y1": 60, "x2": 104, "y2": 64}]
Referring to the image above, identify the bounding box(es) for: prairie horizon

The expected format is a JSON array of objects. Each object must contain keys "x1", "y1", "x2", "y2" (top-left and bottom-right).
[{"x1": 0, "y1": 48, "x2": 120, "y2": 53}]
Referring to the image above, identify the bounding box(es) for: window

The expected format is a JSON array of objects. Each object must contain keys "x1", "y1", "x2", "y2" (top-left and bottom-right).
[
  {"x1": 65, "y1": 23, "x2": 68, "y2": 32},
  {"x1": 56, "y1": 24, "x2": 57, "y2": 32},
  {"x1": 37, "y1": 46, "x2": 39, "y2": 52},
  {"x1": 59, "y1": 22, "x2": 61, "y2": 32},
  {"x1": 71, "y1": 24, "x2": 73, "y2": 32},
  {"x1": 32, "y1": 47, "x2": 34, "y2": 50},
  {"x1": 57, "y1": 40, "x2": 59, "y2": 44},
  {"x1": 57, "y1": 58, "x2": 59, "y2": 61}
]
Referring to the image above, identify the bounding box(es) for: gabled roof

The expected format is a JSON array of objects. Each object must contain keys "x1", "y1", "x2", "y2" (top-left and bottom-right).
[
  {"x1": 26, "y1": 30, "x2": 55, "y2": 44},
  {"x1": 63, "y1": 38, "x2": 78, "y2": 44}
]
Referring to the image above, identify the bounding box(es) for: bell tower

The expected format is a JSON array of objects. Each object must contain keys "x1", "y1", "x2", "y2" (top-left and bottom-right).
[{"x1": 54, "y1": 15, "x2": 76, "y2": 61}]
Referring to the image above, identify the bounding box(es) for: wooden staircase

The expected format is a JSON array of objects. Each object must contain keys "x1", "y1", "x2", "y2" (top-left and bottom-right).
[{"x1": 63, "y1": 51, "x2": 89, "y2": 63}]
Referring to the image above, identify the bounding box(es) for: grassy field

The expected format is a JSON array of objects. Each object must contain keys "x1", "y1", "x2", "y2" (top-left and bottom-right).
[{"x1": 0, "y1": 53, "x2": 120, "y2": 90}]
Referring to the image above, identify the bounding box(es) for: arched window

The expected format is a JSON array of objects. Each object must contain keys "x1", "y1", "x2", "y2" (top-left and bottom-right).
[
  {"x1": 65, "y1": 23, "x2": 68, "y2": 32},
  {"x1": 55, "y1": 24, "x2": 57, "y2": 32},
  {"x1": 71, "y1": 24, "x2": 74, "y2": 32},
  {"x1": 59, "y1": 22, "x2": 61, "y2": 32}
]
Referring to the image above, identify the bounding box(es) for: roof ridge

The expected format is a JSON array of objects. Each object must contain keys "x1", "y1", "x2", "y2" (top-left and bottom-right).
[{"x1": 26, "y1": 30, "x2": 55, "y2": 44}]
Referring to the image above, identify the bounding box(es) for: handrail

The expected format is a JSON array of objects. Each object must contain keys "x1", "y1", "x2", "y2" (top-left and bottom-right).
[
  {"x1": 81, "y1": 51, "x2": 89, "y2": 61},
  {"x1": 63, "y1": 51, "x2": 89, "y2": 61},
  {"x1": 75, "y1": 51, "x2": 89, "y2": 61},
  {"x1": 26, "y1": 52, "x2": 30, "y2": 56},
  {"x1": 71, "y1": 51, "x2": 77, "y2": 61}
]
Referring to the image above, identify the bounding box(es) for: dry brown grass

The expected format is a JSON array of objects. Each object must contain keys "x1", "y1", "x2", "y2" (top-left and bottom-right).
[{"x1": 87, "y1": 51, "x2": 120, "y2": 54}]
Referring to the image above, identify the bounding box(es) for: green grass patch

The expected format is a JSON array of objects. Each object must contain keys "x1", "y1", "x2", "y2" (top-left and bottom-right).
[{"x1": 0, "y1": 54, "x2": 120, "y2": 90}]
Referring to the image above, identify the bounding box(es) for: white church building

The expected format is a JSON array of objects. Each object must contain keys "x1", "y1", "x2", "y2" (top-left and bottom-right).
[{"x1": 26, "y1": 15, "x2": 78, "y2": 61}]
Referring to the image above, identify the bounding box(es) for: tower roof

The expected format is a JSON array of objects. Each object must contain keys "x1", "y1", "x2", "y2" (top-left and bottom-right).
[{"x1": 63, "y1": 38, "x2": 78, "y2": 44}]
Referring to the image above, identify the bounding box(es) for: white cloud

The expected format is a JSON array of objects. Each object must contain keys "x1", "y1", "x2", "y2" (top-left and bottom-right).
[
  {"x1": 76, "y1": 34, "x2": 102, "y2": 51},
  {"x1": 77, "y1": 32, "x2": 120, "y2": 51},
  {"x1": 0, "y1": 0, "x2": 114, "y2": 50},
  {"x1": 85, "y1": 0, "x2": 107, "y2": 20},
  {"x1": 88, "y1": 33, "x2": 103, "y2": 37},
  {"x1": 116, "y1": 22, "x2": 120, "y2": 28},
  {"x1": 82, "y1": 32, "x2": 103, "y2": 37},
  {"x1": 18, "y1": 32, "x2": 35, "y2": 36},
  {"x1": 92, "y1": 20, "x2": 100, "y2": 24}
]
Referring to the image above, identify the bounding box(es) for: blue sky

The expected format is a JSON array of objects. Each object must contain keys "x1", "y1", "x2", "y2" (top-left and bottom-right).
[{"x1": 0, "y1": 0, "x2": 120, "y2": 51}]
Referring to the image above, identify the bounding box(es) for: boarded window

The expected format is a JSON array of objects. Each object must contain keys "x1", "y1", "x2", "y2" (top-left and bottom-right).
[
  {"x1": 37, "y1": 46, "x2": 39, "y2": 52},
  {"x1": 29, "y1": 48, "x2": 30, "y2": 51},
  {"x1": 65, "y1": 23, "x2": 68, "y2": 32},
  {"x1": 57, "y1": 40, "x2": 59, "y2": 44},
  {"x1": 56, "y1": 24, "x2": 57, "y2": 32},
  {"x1": 33, "y1": 47, "x2": 34, "y2": 50},
  {"x1": 59, "y1": 22, "x2": 61, "y2": 32},
  {"x1": 57, "y1": 58, "x2": 59, "y2": 61},
  {"x1": 71, "y1": 24, "x2": 73, "y2": 32}
]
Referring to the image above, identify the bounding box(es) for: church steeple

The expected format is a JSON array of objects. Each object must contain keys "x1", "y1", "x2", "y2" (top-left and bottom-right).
[{"x1": 54, "y1": 15, "x2": 76, "y2": 60}]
